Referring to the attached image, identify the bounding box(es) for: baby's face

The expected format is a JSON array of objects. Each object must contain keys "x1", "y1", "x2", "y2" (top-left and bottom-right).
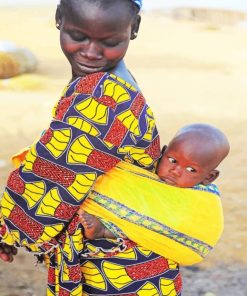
[{"x1": 157, "y1": 139, "x2": 213, "y2": 188}]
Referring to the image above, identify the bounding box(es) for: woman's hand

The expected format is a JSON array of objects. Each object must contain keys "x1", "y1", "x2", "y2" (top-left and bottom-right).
[{"x1": 0, "y1": 243, "x2": 17, "y2": 262}]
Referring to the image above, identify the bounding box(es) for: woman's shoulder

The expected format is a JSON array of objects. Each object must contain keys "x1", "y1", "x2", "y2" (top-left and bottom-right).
[
  {"x1": 53, "y1": 72, "x2": 151, "y2": 124},
  {"x1": 64, "y1": 72, "x2": 143, "y2": 100}
]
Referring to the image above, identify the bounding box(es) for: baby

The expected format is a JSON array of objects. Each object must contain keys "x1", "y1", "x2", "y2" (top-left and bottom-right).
[{"x1": 78, "y1": 123, "x2": 230, "y2": 240}]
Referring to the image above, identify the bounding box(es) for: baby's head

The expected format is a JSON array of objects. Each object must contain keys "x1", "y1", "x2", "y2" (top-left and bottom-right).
[
  {"x1": 157, "y1": 123, "x2": 230, "y2": 188},
  {"x1": 56, "y1": 0, "x2": 141, "y2": 79}
]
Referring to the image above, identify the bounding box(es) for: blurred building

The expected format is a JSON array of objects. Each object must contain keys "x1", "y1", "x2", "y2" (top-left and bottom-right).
[{"x1": 172, "y1": 7, "x2": 247, "y2": 26}]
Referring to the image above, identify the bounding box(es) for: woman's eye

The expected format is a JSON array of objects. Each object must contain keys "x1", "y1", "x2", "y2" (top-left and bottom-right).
[
  {"x1": 69, "y1": 32, "x2": 86, "y2": 42},
  {"x1": 168, "y1": 157, "x2": 176, "y2": 164},
  {"x1": 186, "y1": 167, "x2": 197, "y2": 173},
  {"x1": 103, "y1": 40, "x2": 120, "y2": 47}
]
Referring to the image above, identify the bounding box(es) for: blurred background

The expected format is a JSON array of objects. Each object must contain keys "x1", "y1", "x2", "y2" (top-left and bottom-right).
[{"x1": 0, "y1": 1, "x2": 247, "y2": 295}]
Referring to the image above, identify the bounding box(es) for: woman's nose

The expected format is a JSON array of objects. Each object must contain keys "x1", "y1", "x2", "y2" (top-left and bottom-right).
[{"x1": 81, "y1": 42, "x2": 103, "y2": 60}]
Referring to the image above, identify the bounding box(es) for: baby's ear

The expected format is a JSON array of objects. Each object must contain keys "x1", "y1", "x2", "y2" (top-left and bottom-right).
[
  {"x1": 161, "y1": 145, "x2": 167, "y2": 155},
  {"x1": 201, "y1": 170, "x2": 219, "y2": 185}
]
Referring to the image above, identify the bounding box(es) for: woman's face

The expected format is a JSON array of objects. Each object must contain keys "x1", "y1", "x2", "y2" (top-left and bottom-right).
[{"x1": 57, "y1": 1, "x2": 138, "y2": 79}]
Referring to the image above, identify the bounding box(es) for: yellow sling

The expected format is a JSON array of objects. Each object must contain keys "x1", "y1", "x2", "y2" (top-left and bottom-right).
[
  {"x1": 11, "y1": 150, "x2": 224, "y2": 266},
  {"x1": 82, "y1": 161, "x2": 224, "y2": 266}
]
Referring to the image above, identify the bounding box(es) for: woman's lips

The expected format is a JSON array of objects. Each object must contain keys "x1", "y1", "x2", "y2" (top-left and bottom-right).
[{"x1": 76, "y1": 62, "x2": 104, "y2": 73}]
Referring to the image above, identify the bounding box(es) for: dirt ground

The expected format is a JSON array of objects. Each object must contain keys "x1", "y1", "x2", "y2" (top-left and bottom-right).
[{"x1": 0, "y1": 5, "x2": 247, "y2": 296}]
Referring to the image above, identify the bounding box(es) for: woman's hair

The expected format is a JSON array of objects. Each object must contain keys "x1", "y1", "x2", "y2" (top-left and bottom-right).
[{"x1": 59, "y1": 0, "x2": 140, "y2": 19}]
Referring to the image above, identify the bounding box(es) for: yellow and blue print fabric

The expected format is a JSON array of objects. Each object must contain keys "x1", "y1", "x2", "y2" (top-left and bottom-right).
[{"x1": 0, "y1": 72, "x2": 182, "y2": 295}]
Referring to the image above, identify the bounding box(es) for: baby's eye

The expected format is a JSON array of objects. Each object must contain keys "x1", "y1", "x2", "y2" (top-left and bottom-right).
[
  {"x1": 186, "y1": 167, "x2": 197, "y2": 173},
  {"x1": 168, "y1": 157, "x2": 176, "y2": 164}
]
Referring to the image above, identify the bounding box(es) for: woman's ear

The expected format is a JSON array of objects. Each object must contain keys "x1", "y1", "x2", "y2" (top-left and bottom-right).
[
  {"x1": 201, "y1": 170, "x2": 220, "y2": 185},
  {"x1": 131, "y1": 15, "x2": 141, "y2": 40},
  {"x1": 55, "y1": 5, "x2": 62, "y2": 29}
]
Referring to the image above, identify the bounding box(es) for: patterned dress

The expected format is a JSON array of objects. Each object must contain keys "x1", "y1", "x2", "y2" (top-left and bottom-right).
[{"x1": 0, "y1": 72, "x2": 182, "y2": 295}]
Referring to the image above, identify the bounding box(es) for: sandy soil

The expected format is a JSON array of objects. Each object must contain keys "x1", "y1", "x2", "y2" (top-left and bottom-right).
[{"x1": 0, "y1": 5, "x2": 246, "y2": 296}]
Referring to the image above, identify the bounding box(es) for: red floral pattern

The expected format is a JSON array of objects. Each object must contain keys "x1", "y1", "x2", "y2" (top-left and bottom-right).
[
  {"x1": 126, "y1": 257, "x2": 169, "y2": 280},
  {"x1": 55, "y1": 95, "x2": 75, "y2": 121},
  {"x1": 97, "y1": 95, "x2": 117, "y2": 109},
  {"x1": 7, "y1": 169, "x2": 25, "y2": 195},
  {"x1": 130, "y1": 93, "x2": 145, "y2": 118},
  {"x1": 9, "y1": 206, "x2": 43, "y2": 241},
  {"x1": 104, "y1": 118, "x2": 128, "y2": 147},
  {"x1": 75, "y1": 72, "x2": 104, "y2": 94},
  {"x1": 40, "y1": 128, "x2": 53, "y2": 145},
  {"x1": 87, "y1": 150, "x2": 120, "y2": 172},
  {"x1": 33, "y1": 157, "x2": 76, "y2": 187}
]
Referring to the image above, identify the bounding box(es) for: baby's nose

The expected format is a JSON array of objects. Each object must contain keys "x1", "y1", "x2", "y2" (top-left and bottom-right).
[{"x1": 170, "y1": 165, "x2": 182, "y2": 177}]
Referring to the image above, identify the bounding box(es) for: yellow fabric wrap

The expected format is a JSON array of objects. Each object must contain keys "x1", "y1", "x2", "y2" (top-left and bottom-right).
[
  {"x1": 11, "y1": 149, "x2": 223, "y2": 266},
  {"x1": 82, "y1": 161, "x2": 224, "y2": 266}
]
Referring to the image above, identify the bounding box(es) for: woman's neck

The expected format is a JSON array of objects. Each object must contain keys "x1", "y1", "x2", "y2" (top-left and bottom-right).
[
  {"x1": 70, "y1": 60, "x2": 140, "y2": 91},
  {"x1": 111, "y1": 60, "x2": 140, "y2": 91}
]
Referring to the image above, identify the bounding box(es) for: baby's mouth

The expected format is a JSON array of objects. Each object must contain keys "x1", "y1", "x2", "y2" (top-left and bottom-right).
[{"x1": 163, "y1": 176, "x2": 177, "y2": 186}]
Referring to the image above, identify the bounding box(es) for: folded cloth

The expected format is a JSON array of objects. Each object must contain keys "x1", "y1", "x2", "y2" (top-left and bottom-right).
[{"x1": 82, "y1": 161, "x2": 224, "y2": 265}]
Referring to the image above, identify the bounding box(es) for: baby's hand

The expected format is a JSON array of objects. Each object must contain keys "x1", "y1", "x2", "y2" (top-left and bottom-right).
[
  {"x1": 0, "y1": 243, "x2": 18, "y2": 263},
  {"x1": 77, "y1": 209, "x2": 104, "y2": 240}
]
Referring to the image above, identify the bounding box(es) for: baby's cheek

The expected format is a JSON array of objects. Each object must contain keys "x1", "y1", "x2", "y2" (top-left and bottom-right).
[{"x1": 157, "y1": 160, "x2": 169, "y2": 176}]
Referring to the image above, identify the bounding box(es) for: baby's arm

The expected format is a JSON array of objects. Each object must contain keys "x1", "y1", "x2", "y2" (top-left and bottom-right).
[{"x1": 77, "y1": 209, "x2": 116, "y2": 240}]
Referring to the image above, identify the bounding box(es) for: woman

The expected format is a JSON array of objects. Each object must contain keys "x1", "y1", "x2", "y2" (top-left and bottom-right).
[{"x1": 0, "y1": 1, "x2": 182, "y2": 295}]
